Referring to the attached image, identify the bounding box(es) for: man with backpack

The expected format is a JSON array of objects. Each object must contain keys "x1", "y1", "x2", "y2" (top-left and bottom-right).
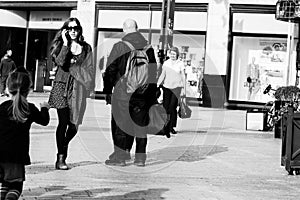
[{"x1": 103, "y1": 19, "x2": 158, "y2": 167}]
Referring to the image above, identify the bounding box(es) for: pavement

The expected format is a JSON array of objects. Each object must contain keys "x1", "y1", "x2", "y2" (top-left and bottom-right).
[{"x1": 1, "y1": 92, "x2": 300, "y2": 200}]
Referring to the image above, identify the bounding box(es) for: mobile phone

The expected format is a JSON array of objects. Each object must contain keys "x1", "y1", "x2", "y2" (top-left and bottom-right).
[{"x1": 65, "y1": 31, "x2": 71, "y2": 41}]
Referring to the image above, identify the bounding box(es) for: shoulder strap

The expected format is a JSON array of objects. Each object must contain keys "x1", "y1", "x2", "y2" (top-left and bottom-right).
[
  {"x1": 143, "y1": 44, "x2": 152, "y2": 51},
  {"x1": 123, "y1": 40, "x2": 152, "y2": 52},
  {"x1": 122, "y1": 40, "x2": 135, "y2": 51}
]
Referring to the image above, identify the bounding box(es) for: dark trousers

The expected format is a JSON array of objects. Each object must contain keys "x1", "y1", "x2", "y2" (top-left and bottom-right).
[
  {"x1": 128, "y1": 98, "x2": 148, "y2": 161},
  {"x1": 162, "y1": 87, "x2": 181, "y2": 132},
  {"x1": 56, "y1": 107, "x2": 77, "y2": 155},
  {"x1": 0, "y1": 76, "x2": 8, "y2": 94},
  {"x1": 111, "y1": 97, "x2": 148, "y2": 161}
]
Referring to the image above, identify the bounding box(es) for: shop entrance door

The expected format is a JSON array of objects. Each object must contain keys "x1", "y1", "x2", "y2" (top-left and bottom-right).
[{"x1": 26, "y1": 29, "x2": 56, "y2": 90}]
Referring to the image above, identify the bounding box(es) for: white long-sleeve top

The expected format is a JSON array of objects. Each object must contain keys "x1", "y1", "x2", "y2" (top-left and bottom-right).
[{"x1": 157, "y1": 59, "x2": 185, "y2": 89}]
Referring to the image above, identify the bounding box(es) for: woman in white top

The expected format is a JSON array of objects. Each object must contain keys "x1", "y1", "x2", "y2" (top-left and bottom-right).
[{"x1": 157, "y1": 46, "x2": 185, "y2": 136}]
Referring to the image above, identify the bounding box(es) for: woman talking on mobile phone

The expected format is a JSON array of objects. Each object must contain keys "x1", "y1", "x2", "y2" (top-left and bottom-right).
[{"x1": 48, "y1": 17, "x2": 95, "y2": 170}]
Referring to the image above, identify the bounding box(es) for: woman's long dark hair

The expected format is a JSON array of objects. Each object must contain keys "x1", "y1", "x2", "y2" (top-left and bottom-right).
[{"x1": 50, "y1": 17, "x2": 85, "y2": 58}]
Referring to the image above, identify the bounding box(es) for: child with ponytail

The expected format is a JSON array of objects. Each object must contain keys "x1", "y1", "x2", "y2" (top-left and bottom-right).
[{"x1": 0, "y1": 69, "x2": 50, "y2": 200}]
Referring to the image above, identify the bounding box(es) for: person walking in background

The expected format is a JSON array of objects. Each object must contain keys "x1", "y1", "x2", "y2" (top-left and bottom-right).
[
  {"x1": 157, "y1": 46, "x2": 185, "y2": 136},
  {"x1": 103, "y1": 19, "x2": 158, "y2": 167},
  {"x1": 48, "y1": 17, "x2": 95, "y2": 170},
  {"x1": 0, "y1": 49, "x2": 16, "y2": 97},
  {"x1": 0, "y1": 70, "x2": 49, "y2": 200}
]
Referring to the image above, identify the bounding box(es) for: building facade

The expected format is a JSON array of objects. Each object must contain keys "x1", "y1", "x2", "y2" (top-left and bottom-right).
[{"x1": 0, "y1": 0, "x2": 296, "y2": 108}]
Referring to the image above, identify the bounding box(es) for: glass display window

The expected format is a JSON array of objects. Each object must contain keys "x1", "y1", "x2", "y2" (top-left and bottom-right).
[
  {"x1": 229, "y1": 36, "x2": 297, "y2": 103},
  {"x1": 229, "y1": 8, "x2": 297, "y2": 104},
  {"x1": 95, "y1": 6, "x2": 207, "y2": 98},
  {"x1": 95, "y1": 30, "x2": 205, "y2": 98},
  {"x1": 172, "y1": 33, "x2": 205, "y2": 99}
]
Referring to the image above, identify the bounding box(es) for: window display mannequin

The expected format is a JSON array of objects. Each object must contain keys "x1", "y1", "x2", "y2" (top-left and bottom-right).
[{"x1": 246, "y1": 57, "x2": 260, "y2": 100}]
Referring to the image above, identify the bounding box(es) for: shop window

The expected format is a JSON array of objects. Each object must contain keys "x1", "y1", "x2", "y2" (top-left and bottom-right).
[
  {"x1": 229, "y1": 36, "x2": 297, "y2": 103},
  {"x1": 232, "y1": 13, "x2": 289, "y2": 34},
  {"x1": 95, "y1": 30, "x2": 205, "y2": 98},
  {"x1": 98, "y1": 10, "x2": 207, "y2": 31},
  {"x1": 229, "y1": 9, "x2": 297, "y2": 103},
  {"x1": 96, "y1": 6, "x2": 207, "y2": 98}
]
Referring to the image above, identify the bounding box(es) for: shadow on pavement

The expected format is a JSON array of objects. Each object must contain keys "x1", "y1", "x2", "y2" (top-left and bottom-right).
[
  {"x1": 177, "y1": 130, "x2": 207, "y2": 134},
  {"x1": 22, "y1": 187, "x2": 168, "y2": 199},
  {"x1": 145, "y1": 145, "x2": 228, "y2": 165},
  {"x1": 30, "y1": 125, "x2": 107, "y2": 132},
  {"x1": 95, "y1": 188, "x2": 169, "y2": 200},
  {"x1": 26, "y1": 161, "x2": 101, "y2": 174}
]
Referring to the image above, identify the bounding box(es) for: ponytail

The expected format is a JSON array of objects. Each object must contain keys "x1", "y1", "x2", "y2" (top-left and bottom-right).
[
  {"x1": 6, "y1": 71, "x2": 31, "y2": 123},
  {"x1": 11, "y1": 89, "x2": 30, "y2": 123}
]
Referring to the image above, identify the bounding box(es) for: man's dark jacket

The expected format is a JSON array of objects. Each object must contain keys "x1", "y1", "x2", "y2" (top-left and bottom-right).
[
  {"x1": 0, "y1": 57, "x2": 16, "y2": 77},
  {"x1": 103, "y1": 31, "x2": 158, "y2": 103}
]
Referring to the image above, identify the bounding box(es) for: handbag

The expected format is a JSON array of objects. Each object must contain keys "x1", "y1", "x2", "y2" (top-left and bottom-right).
[
  {"x1": 148, "y1": 104, "x2": 169, "y2": 135},
  {"x1": 177, "y1": 67, "x2": 191, "y2": 119},
  {"x1": 178, "y1": 97, "x2": 192, "y2": 119}
]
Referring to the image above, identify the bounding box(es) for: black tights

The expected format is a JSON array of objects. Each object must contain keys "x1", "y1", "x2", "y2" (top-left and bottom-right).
[
  {"x1": 0, "y1": 181, "x2": 23, "y2": 200},
  {"x1": 56, "y1": 107, "x2": 77, "y2": 154}
]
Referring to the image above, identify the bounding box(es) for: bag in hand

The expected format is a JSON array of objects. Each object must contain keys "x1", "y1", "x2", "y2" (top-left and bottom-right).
[
  {"x1": 148, "y1": 104, "x2": 169, "y2": 135},
  {"x1": 178, "y1": 98, "x2": 192, "y2": 119}
]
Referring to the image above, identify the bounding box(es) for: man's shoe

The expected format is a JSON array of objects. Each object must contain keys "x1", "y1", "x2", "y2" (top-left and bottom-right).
[
  {"x1": 108, "y1": 152, "x2": 116, "y2": 160},
  {"x1": 105, "y1": 159, "x2": 126, "y2": 167},
  {"x1": 109, "y1": 151, "x2": 131, "y2": 161},
  {"x1": 134, "y1": 160, "x2": 145, "y2": 167}
]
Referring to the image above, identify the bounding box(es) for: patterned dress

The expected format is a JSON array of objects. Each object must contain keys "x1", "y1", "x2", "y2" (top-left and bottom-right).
[
  {"x1": 48, "y1": 55, "x2": 77, "y2": 109},
  {"x1": 48, "y1": 81, "x2": 68, "y2": 109}
]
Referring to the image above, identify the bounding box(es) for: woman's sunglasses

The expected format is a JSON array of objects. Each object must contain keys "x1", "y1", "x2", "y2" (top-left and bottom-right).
[{"x1": 67, "y1": 26, "x2": 80, "y2": 31}]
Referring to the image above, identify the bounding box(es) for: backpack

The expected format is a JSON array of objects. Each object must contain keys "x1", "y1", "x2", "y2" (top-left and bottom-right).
[{"x1": 122, "y1": 40, "x2": 151, "y2": 94}]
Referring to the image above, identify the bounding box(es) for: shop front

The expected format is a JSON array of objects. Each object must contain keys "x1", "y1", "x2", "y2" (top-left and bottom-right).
[
  {"x1": 0, "y1": 2, "x2": 74, "y2": 91},
  {"x1": 2, "y1": 0, "x2": 295, "y2": 109},
  {"x1": 94, "y1": 2, "x2": 207, "y2": 100},
  {"x1": 225, "y1": 4, "x2": 297, "y2": 109}
]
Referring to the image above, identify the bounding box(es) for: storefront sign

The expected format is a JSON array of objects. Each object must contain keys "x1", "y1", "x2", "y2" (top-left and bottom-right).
[{"x1": 29, "y1": 11, "x2": 70, "y2": 29}]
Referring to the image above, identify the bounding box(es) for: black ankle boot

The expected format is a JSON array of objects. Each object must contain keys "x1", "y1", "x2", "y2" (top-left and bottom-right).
[
  {"x1": 63, "y1": 145, "x2": 68, "y2": 160},
  {"x1": 55, "y1": 154, "x2": 68, "y2": 170}
]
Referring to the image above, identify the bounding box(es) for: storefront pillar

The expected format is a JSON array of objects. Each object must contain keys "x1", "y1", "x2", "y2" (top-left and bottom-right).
[{"x1": 202, "y1": 1, "x2": 229, "y2": 107}]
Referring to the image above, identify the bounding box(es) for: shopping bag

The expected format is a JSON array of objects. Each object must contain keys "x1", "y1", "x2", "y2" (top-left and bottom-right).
[
  {"x1": 157, "y1": 88, "x2": 163, "y2": 104},
  {"x1": 148, "y1": 104, "x2": 169, "y2": 135},
  {"x1": 178, "y1": 98, "x2": 192, "y2": 119}
]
